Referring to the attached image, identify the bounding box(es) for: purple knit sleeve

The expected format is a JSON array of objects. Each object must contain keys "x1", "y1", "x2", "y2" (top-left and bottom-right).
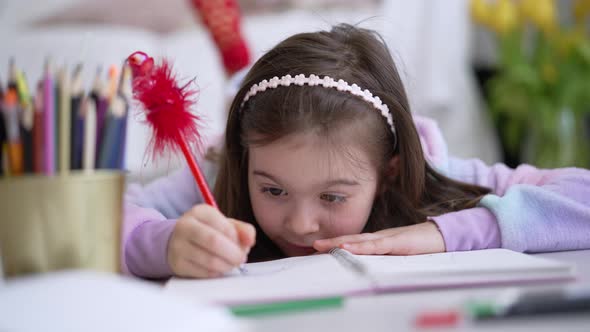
[
  {"x1": 430, "y1": 207, "x2": 501, "y2": 252},
  {"x1": 429, "y1": 157, "x2": 513, "y2": 252},
  {"x1": 436, "y1": 157, "x2": 590, "y2": 253},
  {"x1": 125, "y1": 219, "x2": 177, "y2": 279},
  {"x1": 122, "y1": 166, "x2": 203, "y2": 278},
  {"x1": 413, "y1": 115, "x2": 590, "y2": 253}
]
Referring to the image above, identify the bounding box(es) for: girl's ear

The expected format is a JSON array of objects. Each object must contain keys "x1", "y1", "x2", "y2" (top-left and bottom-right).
[
  {"x1": 379, "y1": 155, "x2": 400, "y2": 194},
  {"x1": 385, "y1": 155, "x2": 400, "y2": 180}
]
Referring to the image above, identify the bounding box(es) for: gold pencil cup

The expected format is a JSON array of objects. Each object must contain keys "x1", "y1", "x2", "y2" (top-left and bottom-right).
[{"x1": 0, "y1": 171, "x2": 124, "y2": 278}]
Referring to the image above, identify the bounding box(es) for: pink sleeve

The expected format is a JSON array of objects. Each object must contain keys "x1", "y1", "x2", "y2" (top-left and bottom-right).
[
  {"x1": 430, "y1": 207, "x2": 501, "y2": 251},
  {"x1": 120, "y1": 202, "x2": 168, "y2": 275},
  {"x1": 121, "y1": 167, "x2": 202, "y2": 277},
  {"x1": 434, "y1": 157, "x2": 590, "y2": 252},
  {"x1": 124, "y1": 217, "x2": 176, "y2": 279}
]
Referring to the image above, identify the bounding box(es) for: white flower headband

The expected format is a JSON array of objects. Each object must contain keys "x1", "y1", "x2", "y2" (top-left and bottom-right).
[{"x1": 240, "y1": 74, "x2": 397, "y2": 146}]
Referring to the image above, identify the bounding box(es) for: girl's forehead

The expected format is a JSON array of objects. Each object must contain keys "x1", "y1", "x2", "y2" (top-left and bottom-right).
[
  {"x1": 248, "y1": 132, "x2": 378, "y2": 183},
  {"x1": 249, "y1": 131, "x2": 340, "y2": 156}
]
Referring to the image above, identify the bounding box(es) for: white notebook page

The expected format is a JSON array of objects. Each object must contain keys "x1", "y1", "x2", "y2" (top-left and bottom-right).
[
  {"x1": 166, "y1": 254, "x2": 367, "y2": 305},
  {"x1": 165, "y1": 249, "x2": 574, "y2": 305}
]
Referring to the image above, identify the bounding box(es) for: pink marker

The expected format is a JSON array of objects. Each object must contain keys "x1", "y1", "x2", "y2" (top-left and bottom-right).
[{"x1": 43, "y1": 59, "x2": 54, "y2": 175}]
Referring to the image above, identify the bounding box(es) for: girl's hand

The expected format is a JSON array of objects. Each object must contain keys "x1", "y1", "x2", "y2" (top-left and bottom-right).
[
  {"x1": 167, "y1": 204, "x2": 256, "y2": 278},
  {"x1": 313, "y1": 221, "x2": 445, "y2": 255}
]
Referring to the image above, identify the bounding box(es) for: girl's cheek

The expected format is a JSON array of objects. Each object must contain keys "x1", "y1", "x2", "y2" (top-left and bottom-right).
[{"x1": 324, "y1": 213, "x2": 368, "y2": 237}]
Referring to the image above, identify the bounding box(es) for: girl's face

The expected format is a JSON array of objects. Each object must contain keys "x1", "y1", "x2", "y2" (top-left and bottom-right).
[{"x1": 248, "y1": 132, "x2": 379, "y2": 256}]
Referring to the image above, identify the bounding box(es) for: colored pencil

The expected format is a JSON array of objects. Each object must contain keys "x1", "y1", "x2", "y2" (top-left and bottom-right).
[
  {"x1": 90, "y1": 67, "x2": 108, "y2": 166},
  {"x1": 0, "y1": 76, "x2": 5, "y2": 176},
  {"x1": 70, "y1": 64, "x2": 84, "y2": 170},
  {"x1": 43, "y1": 59, "x2": 55, "y2": 175},
  {"x1": 97, "y1": 95, "x2": 126, "y2": 169},
  {"x1": 16, "y1": 71, "x2": 34, "y2": 173},
  {"x1": 82, "y1": 96, "x2": 97, "y2": 172},
  {"x1": 3, "y1": 90, "x2": 23, "y2": 174},
  {"x1": 32, "y1": 81, "x2": 44, "y2": 174},
  {"x1": 117, "y1": 64, "x2": 131, "y2": 169},
  {"x1": 58, "y1": 66, "x2": 71, "y2": 173}
]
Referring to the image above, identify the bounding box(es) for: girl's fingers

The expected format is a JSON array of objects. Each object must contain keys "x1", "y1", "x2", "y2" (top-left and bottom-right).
[
  {"x1": 341, "y1": 236, "x2": 410, "y2": 255},
  {"x1": 187, "y1": 205, "x2": 239, "y2": 243},
  {"x1": 313, "y1": 233, "x2": 381, "y2": 252},
  {"x1": 341, "y1": 222, "x2": 446, "y2": 255},
  {"x1": 175, "y1": 256, "x2": 221, "y2": 279},
  {"x1": 374, "y1": 226, "x2": 408, "y2": 236},
  {"x1": 186, "y1": 243, "x2": 236, "y2": 274},
  {"x1": 168, "y1": 240, "x2": 224, "y2": 278},
  {"x1": 229, "y1": 219, "x2": 256, "y2": 249},
  {"x1": 182, "y1": 218, "x2": 246, "y2": 266}
]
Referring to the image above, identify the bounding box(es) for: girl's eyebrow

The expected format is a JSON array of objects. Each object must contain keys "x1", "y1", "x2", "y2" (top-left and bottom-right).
[
  {"x1": 252, "y1": 170, "x2": 359, "y2": 187},
  {"x1": 253, "y1": 170, "x2": 282, "y2": 184},
  {"x1": 324, "y1": 179, "x2": 360, "y2": 187}
]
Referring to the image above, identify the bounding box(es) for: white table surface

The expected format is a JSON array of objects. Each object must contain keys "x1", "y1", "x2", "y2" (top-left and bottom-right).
[{"x1": 240, "y1": 250, "x2": 590, "y2": 332}]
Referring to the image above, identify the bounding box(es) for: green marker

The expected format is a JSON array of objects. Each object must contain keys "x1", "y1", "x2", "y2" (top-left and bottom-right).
[
  {"x1": 465, "y1": 300, "x2": 500, "y2": 319},
  {"x1": 229, "y1": 296, "x2": 343, "y2": 317}
]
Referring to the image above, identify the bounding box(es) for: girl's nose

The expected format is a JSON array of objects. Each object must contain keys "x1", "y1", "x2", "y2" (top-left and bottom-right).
[{"x1": 284, "y1": 203, "x2": 320, "y2": 236}]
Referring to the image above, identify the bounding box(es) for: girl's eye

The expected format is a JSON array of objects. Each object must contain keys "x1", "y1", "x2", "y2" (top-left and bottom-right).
[
  {"x1": 262, "y1": 187, "x2": 287, "y2": 197},
  {"x1": 320, "y1": 193, "x2": 346, "y2": 203}
]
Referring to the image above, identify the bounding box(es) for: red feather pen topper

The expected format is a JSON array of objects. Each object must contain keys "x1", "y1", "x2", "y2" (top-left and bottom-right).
[{"x1": 127, "y1": 51, "x2": 217, "y2": 208}]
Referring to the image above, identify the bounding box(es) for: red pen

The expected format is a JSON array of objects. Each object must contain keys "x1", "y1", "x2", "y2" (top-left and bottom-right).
[{"x1": 127, "y1": 51, "x2": 217, "y2": 208}]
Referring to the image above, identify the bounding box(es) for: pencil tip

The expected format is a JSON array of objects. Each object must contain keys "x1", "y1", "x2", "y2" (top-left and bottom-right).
[
  {"x1": 74, "y1": 63, "x2": 83, "y2": 75},
  {"x1": 44, "y1": 57, "x2": 52, "y2": 74},
  {"x1": 9, "y1": 57, "x2": 17, "y2": 80}
]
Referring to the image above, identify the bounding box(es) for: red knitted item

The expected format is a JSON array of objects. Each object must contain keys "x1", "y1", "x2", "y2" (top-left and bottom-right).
[{"x1": 190, "y1": 0, "x2": 251, "y2": 75}]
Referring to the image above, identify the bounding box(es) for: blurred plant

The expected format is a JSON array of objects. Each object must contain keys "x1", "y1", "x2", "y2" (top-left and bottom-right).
[{"x1": 470, "y1": 0, "x2": 590, "y2": 168}]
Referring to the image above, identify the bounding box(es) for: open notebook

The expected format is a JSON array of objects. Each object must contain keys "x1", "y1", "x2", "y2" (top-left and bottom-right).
[{"x1": 164, "y1": 249, "x2": 575, "y2": 305}]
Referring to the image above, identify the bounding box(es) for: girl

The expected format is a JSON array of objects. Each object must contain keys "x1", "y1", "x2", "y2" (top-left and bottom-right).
[{"x1": 124, "y1": 24, "x2": 590, "y2": 279}]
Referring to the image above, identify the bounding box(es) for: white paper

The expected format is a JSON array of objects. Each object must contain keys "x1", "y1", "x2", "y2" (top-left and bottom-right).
[
  {"x1": 0, "y1": 270, "x2": 245, "y2": 332},
  {"x1": 165, "y1": 249, "x2": 574, "y2": 305}
]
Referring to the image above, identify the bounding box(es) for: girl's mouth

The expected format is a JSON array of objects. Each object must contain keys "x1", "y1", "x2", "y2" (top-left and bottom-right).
[{"x1": 283, "y1": 240, "x2": 317, "y2": 256}]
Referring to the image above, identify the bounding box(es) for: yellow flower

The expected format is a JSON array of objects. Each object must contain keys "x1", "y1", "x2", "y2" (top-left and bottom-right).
[
  {"x1": 470, "y1": 0, "x2": 492, "y2": 26},
  {"x1": 519, "y1": 0, "x2": 537, "y2": 21},
  {"x1": 529, "y1": 0, "x2": 556, "y2": 33},
  {"x1": 573, "y1": 0, "x2": 590, "y2": 22},
  {"x1": 490, "y1": 0, "x2": 519, "y2": 35}
]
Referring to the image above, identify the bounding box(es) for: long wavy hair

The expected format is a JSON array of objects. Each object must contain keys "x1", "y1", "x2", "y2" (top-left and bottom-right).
[{"x1": 214, "y1": 24, "x2": 491, "y2": 261}]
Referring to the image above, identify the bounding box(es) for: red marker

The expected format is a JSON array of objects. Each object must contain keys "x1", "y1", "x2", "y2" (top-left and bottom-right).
[{"x1": 414, "y1": 310, "x2": 461, "y2": 328}]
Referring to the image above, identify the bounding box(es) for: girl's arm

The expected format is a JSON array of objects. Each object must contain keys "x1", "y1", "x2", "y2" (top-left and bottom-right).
[
  {"x1": 432, "y1": 158, "x2": 590, "y2": 253},
  {"x1": 122, "y1": 166, "x2": 203, "y2": 278},
  {"x1": 126, "y1": 166, "x2": 203, "y2": 219}
]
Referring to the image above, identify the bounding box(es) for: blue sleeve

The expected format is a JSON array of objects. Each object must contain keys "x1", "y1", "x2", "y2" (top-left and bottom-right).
[
  {"x1": 125, "y1": 166, "x2": 204, "y2": 219},
  {"x1": 478, "y1": 168, "x2": 590, "y2": 253}
]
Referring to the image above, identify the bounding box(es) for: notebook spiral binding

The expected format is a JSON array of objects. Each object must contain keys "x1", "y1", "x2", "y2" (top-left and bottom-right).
[{"x1": 329, "y1": 247, "x2": 367, "y2": 276}]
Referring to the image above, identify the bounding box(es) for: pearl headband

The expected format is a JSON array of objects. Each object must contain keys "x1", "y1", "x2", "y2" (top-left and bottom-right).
[{"x1": 240, "y1": 74, "x2": 397, "y2": 145}]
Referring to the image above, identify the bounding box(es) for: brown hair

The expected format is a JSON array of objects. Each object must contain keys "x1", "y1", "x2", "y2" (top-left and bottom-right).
[{"x1": 214, "y1": 24, "x2": 491, "y2": 261}]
